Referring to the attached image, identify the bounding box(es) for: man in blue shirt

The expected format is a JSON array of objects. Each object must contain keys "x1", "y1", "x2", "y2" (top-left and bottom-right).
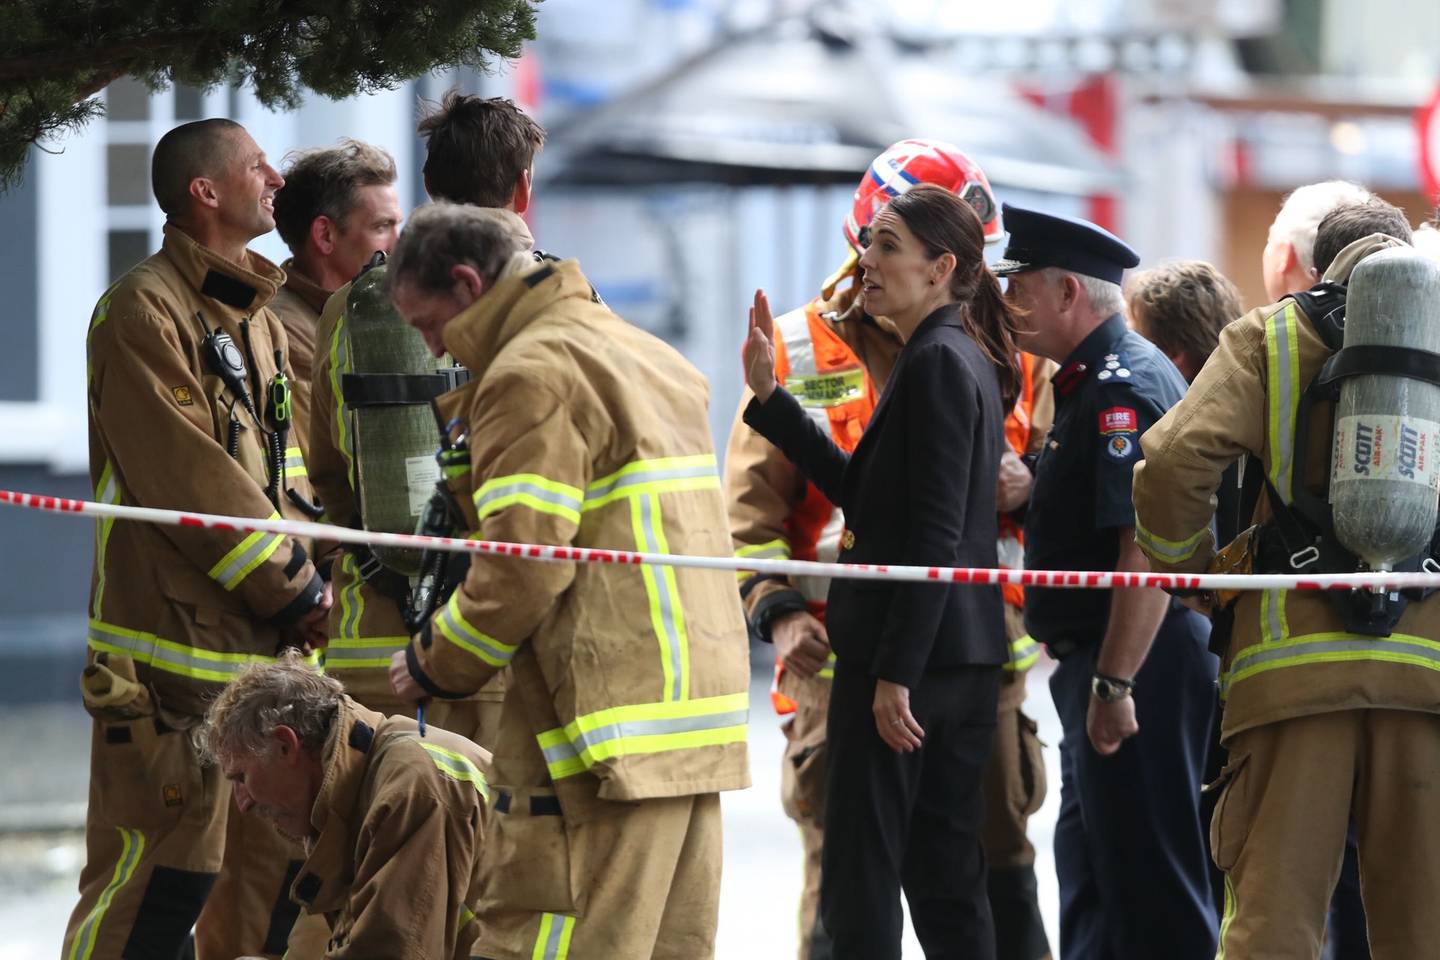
[{"x1": 999, "y1": 205, "x2": 1219, "y2": 959}]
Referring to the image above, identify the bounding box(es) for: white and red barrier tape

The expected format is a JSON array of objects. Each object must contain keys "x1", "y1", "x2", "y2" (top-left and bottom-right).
[{"x1": 5, "y1": 487, "x2": 1440, "y2": 593}]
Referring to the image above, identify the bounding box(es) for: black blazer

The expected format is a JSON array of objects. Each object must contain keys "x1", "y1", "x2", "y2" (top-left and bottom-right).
[{"x1": 744, "y1": 303, "x2": 1007, "y2": 688}]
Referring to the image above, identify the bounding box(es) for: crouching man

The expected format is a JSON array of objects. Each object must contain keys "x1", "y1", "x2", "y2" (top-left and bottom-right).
[{"x1": 199, "y1": 652, "x2": 491, "y2": 960}]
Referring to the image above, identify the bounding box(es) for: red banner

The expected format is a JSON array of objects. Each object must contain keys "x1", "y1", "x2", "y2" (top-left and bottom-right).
[{"x1": 1418, "y1": 83, "x2": 1440, "y2": 204}]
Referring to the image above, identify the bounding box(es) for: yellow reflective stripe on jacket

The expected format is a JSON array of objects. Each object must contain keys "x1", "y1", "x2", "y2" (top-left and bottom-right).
[
  {"x1": 631, "y1": 494, "x2": 690, "y2": 702},
  {"x1": 1005, "y1": 635, "x2": 1041, "y2": 673},
  {"x1": 1134, "y1": 519, "x2": 1208, "y2": 565},
  {"x1": 1223, "y1": 630, "x2": 1440, "y2": 697},
  {"x1": 85, "y1": 288, "x2": 118, "y2": 382},
  {"x1": 1217, "y1": 875, "x2": 1237, "y2": 960},
  {"x1": 88, "y1": 619, "x2": 320, "y2": 683},
  {"x1": 735, "y1": 538, "x2": 791, "y2": 582},
  {"x1": 1264, "y1": 303, "x2": 1302, "y2": 503},
  {"x1": 531, "y1": 912, "x2": 576, "y2": 960},
  {"x1": 92, "y1": 462, "x2": 121, "y2": 618},
  {"x1": 336, "y1": 553, "x2": 366, "y2": 643},
  {"x1": 1260, "y1": 588, "x2": 1289, "y2": 645},
  {"x1": 474, "y1": 473, "x2": 583, "y2": 524},
  {"x1": 283, "y1": 446, "x2": 306, "y2": 478},
  {"x1": 418, "y1": 741, "x2": 489, "y2": 799},
  {"x1": 583, "y1": 454, "x2": 720, "y2": 511},
  {"x1": 322, "y1": 554, "x2": 411, "y2": 670},
  {"x1": 536, "y1": 692, "x2": 749, "y2": 780},
  {"x1": 328, "y1": 305, "x2": 355, "y2": 480},
  {"x1": 207, "y1": 516, "x2": 285, "y2": 591},
  {"x1": 67, "y1": 827, "x2": 145, "y2": 960},
  {"x1": 324, "y1": 636, "x2": 410, "y2": 670},
  {"x1": 435, "y1": 590, "x2": 520, "y2": 668},
  {"x1": 818, "y1": 651, "x2": 836, "y2": 679},
  {"x1": 736, "y1": 538, "x2": 791, "y2": 561}
]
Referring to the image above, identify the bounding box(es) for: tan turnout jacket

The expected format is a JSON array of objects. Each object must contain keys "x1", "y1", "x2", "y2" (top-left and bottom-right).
[
  {"x1": 271, "y1": 259, "x2": 331, "y2": 445},
  {"x1": 86, "y1": 225, "x2": 322, "y2": 717},
  {"x1": 1134, "y1": 234, "x2": 1440, "y2": 740},
  {"x1": 403, "y1": 254, "x2": 752, "y2": 804},
  {"x1": 293, "y1": 698, "x2": 491, "y2": 959}
]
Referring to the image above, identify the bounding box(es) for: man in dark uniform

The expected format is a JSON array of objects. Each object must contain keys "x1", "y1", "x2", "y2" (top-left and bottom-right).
[{"x1": 998, "y1": 205, "x2": 1220, "y2": 959}]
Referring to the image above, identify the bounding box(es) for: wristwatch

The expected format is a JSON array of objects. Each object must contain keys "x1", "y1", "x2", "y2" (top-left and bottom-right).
[{"x1": 1091, "y1": 673, "x2": 1136, "y2": 703}]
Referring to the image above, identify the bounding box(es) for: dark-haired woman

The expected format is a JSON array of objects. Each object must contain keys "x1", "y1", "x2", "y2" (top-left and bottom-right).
[{"x1": 742, "y1": 183, "x2": 1022, "y2": 960}]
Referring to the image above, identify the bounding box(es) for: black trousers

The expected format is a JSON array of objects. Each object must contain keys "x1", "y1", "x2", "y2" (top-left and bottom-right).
[
  {"x1": 1049, "y1": 604, "x2": 1219, "y2": 960},
  {"x1": 820, "y1": 658, "x2": 1001, "y2": 960}
]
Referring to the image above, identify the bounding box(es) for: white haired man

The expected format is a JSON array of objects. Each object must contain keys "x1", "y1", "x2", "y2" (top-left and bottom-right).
[{"x1": 200, "y1": 652, "x2": 491, "y2": 960}]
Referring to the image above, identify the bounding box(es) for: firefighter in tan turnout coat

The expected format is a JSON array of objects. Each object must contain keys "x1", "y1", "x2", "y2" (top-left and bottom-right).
[
  {"x1": 65, "y1": 119, "x2": 332, "y2": 960},
  {"x1": 386, "y1": 203, "x2": 751, "y2": 960},
  {"x1": 1133, "y1": 219, "x2": 1440, "y2": 958},
  {"x1": 200, "y1": 656, "x2": 492, "y2": 960}
]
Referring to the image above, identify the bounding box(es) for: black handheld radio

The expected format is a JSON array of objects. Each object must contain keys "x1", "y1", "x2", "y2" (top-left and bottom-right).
[{"x1": 195, "y1": 312, "x2": 253, "y2": 412}]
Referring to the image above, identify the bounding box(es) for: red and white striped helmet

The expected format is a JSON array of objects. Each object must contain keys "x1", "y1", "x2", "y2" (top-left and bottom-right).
[{"x1": 844, "y1": 139, "x2": 1003, "y2": 250}]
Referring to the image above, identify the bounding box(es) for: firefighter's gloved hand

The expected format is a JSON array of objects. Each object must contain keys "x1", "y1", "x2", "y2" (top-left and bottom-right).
[
  {"x1": 293, "y1": 582, "x2": 333, "y2": 650},
  {"x1": 773, "y1": 611, "x2": 831, "y2": 678},
  {"x1": 390, "y1": 649, "x2": 426, "y2": 703}
]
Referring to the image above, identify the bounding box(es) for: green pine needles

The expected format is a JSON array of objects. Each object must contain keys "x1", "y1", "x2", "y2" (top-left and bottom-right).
[{"x1": 0, "y1": 0, "x2": 540, "y2": 187}]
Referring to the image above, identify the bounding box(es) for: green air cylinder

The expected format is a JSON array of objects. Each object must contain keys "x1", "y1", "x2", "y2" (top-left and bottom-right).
[
  {"x1": 1329, "y1": 247, "x2": 1440, "y2": 571},
  {"x1": 343, "y1": 261, "x2": 455, "y2": 577}
]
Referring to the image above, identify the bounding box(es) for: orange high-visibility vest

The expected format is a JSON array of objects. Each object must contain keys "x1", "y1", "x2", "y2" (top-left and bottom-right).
[
  {"x1": 999, "y1": 353, "x2": 1041, "y2": 609},
  {"x1": 768, "y1": 301, "x2": 878, "y2": 713}
]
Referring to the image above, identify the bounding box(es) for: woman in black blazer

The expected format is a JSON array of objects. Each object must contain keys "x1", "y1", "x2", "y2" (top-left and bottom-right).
[{"x1": 742, "y1": 184, "x2": 1023, "y2": 960}]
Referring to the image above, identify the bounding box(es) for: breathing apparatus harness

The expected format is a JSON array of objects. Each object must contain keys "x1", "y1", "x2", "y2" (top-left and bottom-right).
[{"x1": 1249, "y1": 281, "x2": 1440, "y2": 636}]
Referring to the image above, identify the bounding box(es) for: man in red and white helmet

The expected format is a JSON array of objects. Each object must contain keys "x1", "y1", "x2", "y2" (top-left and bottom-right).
[{"x1": 725, "y1": 139, "x2": 1054, "y2": 960}]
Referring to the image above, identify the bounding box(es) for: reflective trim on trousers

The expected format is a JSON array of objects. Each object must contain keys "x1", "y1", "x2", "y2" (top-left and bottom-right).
[
  {"x1": 67, "y1": 827, "x2": 145, "y2": 960},
  {"x1": 1217, "y1": 873, "x2": 1237, "y2": 960},
  {"x1": 531, "y1": 912, "x2": 576, "y2": 960},
  {"x1": 537, "y1": 692, "x2": 750, "y2": 780}
]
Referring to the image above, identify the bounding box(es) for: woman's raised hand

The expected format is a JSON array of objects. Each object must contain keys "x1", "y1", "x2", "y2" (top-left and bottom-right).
[{"x1": 743, "y1": 288, "x2": 778, "y2": 403}]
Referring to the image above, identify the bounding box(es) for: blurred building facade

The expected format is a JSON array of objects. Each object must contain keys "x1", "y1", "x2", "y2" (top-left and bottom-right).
[{"x1": 2, "y1": 0, "x2": 1439, "y2": 698}]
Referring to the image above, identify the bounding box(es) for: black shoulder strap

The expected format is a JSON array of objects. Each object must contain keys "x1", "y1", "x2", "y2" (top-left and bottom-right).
[
  {"x1": 1316, "y1": 344, "x2": 1440, "y2": 389},
  {"x1": 1290, "y1": 281, "x2": 1348, "y2": 351},
  {"x1": 341, "y1": 369, "x2": 470, "y2": 408}
]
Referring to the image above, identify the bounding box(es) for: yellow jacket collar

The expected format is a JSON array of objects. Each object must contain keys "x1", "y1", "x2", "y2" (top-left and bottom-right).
[
  {"x1": 279, "y1": 259, "x2": 334, "y2": 313},
  {"x1": 441, "y1": 256, "x2": 594, "y2": 374},
  {"x1": 161, "y1": 223, "x2": 285, "y2": 313}
]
